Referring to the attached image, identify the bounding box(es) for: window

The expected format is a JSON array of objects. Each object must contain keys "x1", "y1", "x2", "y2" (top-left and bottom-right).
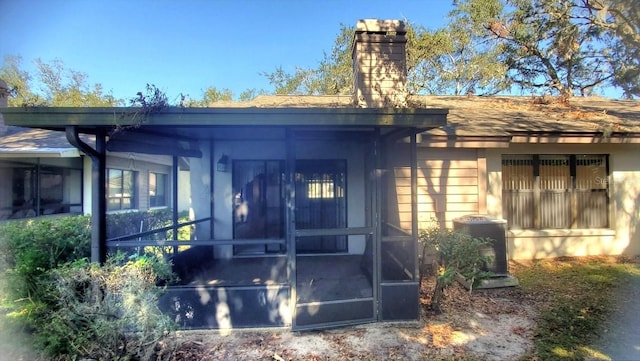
[
  {"x1": 149, "y1": 172, "x2": 167, "y2": 207},
  {"x1": 107, "y1": 169, "x2": 137, "y2": 211},
  {"x1": 502, "y1": 154, "x2": 609, "y2": 229},
  {"x1": 0, "y1": 159, "x2": 82, "y2": 220},
  {"x1": 232, "y1": 160, "x2": 284, "y2": 254}
]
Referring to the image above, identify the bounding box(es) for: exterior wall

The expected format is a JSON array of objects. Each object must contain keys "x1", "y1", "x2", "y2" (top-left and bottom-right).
[
  {"x1": 0, "y1": 156, "x2": 83, "y2": 219},
  {"x1": 83, "y1": 154, "x2": 191, "y2": 215},
  {"x1": 389, "y1": 145, "x2": 481, "y2": 262},
  {"x1": 82, "y1": 155, "x2": 92, "y2": 215},
  {"x1": 213, "y1": 139, "x2": 285, "y2": 259},
  {"x1": 612, "y1": 147, "x2": 640, "y2": 256},
  {"x1": 187, "y1": 141, "x2": 212, "y2": 241},
  {"x1": 486, "y1": 143, "x2": 640, "y2": 259},
  {"x1": 177, "y1": 169, "x2": 191, "y2": 213},
  {"x1": 0, "y1": 165, "x2": 14, "y2": 219},
  {"x1": 413, "y1": 147, "x2": 481, "y2": 230}
]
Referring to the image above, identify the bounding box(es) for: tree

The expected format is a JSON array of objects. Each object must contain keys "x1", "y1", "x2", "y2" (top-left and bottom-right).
[
  {"x1": 184, "y1": 86, "x2": 234, "y2": 106},
  {"x1": 183, "y1": 86, "x2": 266, "y2": 106},
  {"x1": 263, "y1": 22, "x2": 509, "y2": 96},
  {"x1": 0, "y1": 56, "x2": 121, "y2": 106},
  {"x1": 238, "y1": 88, "x2": 267, "y2": 101},
  {"x1": 0, "y1": 55, "x2": 39, "y2": 106},
  {"x1": 580, "y1": 0, "x2": 640, "y2": 97},
  {"x1": 409, "y1": 21, "x2": 509, "y2": 95},
  {"x1": 452, "y1": 0, "x2": 638, "y2": 98},
  {"x1": 262, "y1": 24, "x2": 354, "y2": 95}
]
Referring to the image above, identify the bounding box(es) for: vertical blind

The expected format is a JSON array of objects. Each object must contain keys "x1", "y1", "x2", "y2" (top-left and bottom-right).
[{"x1": 502, "y1": 154, "x2": 609, "y2": 229}]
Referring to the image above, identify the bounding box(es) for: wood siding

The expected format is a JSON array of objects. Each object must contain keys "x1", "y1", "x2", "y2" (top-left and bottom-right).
[{"x1": 392, "y1": 148, "x2": 480, "y2": 231}]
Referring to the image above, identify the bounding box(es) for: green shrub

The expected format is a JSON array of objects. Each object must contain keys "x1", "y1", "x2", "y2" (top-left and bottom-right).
[
  {"x1": 0, "y1": 216, "x2": 91, "y2": 326},
  {"x1": 106, "y1": 208, "x2": 191, "y2": 241},
  {"x1": 418, "y1": 220, "x2": 493, "y2": 313},
  {"x1": 106, "y1": 209, "x2": 193, "y2": 260},
  {"x1": 0, "y1": 215, "x2": 176, "y2": 360},
  {"x1": 37, "y1": 254, "x2": 176, "y2": 360}
]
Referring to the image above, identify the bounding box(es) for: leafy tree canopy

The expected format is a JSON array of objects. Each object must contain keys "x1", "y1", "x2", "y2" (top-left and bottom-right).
[
  {"x1": 262, "y1": 21, "x2": 510, "y2": 96},
  {"x1": 262, "y1": 24, "x2": 355, "y2": 96},
  {"x1": 586, "y1": 0, "x2": 639, "y2": 97},
  {"x1": 409, "y1": 20, "x2": 510, "y2": 95},
  {"x1": 1, "y1": 56, "x2": 265, "y2": 107},
  {"x1": 0, "y1": 56, "x2": 122, "y2": 106},
  {"x1": 264, "y1": 1, "x2": 638, "y2": 98},
  {"x1": 453, "y1": 0, "x2": 639, "y2": 98}
]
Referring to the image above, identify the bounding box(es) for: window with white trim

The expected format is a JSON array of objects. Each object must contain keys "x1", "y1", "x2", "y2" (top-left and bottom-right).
[{"x1": 107, "y1": 168, "x2": 137, "y2": 211}]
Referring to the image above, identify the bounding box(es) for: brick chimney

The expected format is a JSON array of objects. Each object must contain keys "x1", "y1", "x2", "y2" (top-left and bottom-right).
[
  {"x1": 0, "y1": 79, "x2": 9, "y2": 136},
  {"x1": 352, "y1": 19, "x2": 408, "y2": 108}
]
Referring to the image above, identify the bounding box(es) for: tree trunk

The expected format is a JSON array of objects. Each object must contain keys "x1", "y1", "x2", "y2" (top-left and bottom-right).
[{"x1": 430, "y1": 275, "x2": 446, "y2": 314}]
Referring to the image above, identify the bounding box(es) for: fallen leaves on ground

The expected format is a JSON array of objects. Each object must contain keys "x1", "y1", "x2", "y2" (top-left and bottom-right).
[{"x1": 153, "y1": 273, "x2": 537, "y2": 361}]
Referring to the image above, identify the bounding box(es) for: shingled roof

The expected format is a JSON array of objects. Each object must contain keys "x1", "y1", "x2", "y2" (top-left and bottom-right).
[
  {"x1": 1, "y1": 95, "x2": 638, "y2": 156},
  {"x1": 0, "y1": 127, "x2": 82, "y2": 157},
  {"x1": 414, "y1": 96, "x2": 640, "y2": 136},
  {"x1": 214, "y1": 94, "x2": 640, "y2": 136}
]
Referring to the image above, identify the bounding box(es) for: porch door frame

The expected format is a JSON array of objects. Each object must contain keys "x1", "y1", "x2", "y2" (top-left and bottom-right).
[
  {"x1": 288, "y1": 128, "x2": 378, "y2": 330},
  {"x1": 377, "y1": 129, "x2": 421, "y2": 321}
]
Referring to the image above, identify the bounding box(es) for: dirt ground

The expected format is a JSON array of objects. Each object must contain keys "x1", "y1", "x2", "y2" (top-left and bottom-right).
[
  {"x1": 152, "y1": 276, "x2": 537, "y2": 361},
  {"x1": 0, "y1": 275, "x2": 537, "y2": 361}
]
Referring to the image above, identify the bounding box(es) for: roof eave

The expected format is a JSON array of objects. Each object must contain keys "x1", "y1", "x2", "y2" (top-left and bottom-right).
[
  {"x1": 510, "y1": 132, "x2": 640, "y2": 144},
  {"x1": 0, "y1": 147, "x2": 81, "y2": 158},
  {"x1": 1, "y1": 107, "x2": 449, "y2": 130}
]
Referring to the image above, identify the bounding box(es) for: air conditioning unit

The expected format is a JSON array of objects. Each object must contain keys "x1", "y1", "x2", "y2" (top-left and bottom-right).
[{"x1": 453, "y1": 215, "x2": 508, "y2": 275}]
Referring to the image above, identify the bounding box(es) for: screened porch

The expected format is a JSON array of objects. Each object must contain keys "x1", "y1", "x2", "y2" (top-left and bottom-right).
[
  {"x1": 103, "y1": 126, "x2": 422, "y2": 330},
  {"x1": 2, "y1": 106, "x2": 447, "y2": 330}
]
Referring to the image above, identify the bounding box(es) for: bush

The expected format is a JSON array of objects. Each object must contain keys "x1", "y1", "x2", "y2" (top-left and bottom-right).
[
  {"x1": 0, "y1": 216, "x2": 176, "y2": 360},
  {"x1": 37, "y1": 254, "x2": 176, "y2": 360},
  {"x1": 0, "y1": 216, "x2": 91, "y2": 327},
  {"x1": 418, "y1": 220, "x2": 493, "y2": 313},
  {"x1": 106, "y1": 209, "x2": 191, "y2": 241},
  {"x1": 106, "y1": 209, "x2": 193, "y2": 260}
]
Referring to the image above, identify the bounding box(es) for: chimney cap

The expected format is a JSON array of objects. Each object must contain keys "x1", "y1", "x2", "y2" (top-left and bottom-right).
[{"x1": 355, "y1": 19, "x2": 406, "y2": 34}]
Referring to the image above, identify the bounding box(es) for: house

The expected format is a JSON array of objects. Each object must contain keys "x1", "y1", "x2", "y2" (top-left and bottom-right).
[
  {"x1": 0, "y1": 81, "x2": 188, "y2": 222},
  {"x1": 412, "y1": 95, "x2": 640, "y2": 260},
  {"x1": 1, "y1": 19, "x2": 639, "y2": 331}
]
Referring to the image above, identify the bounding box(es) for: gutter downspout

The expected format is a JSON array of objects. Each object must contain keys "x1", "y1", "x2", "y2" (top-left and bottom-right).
[
  {"x1": 66, "y1": 126, "x2": 107, "y2": 264},
  {"x1": 0, "y1": 79, "x2": 9, "y2": 135}
]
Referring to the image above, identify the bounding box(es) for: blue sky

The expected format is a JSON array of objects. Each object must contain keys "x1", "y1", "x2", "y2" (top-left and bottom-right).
[{"x1": 0, "y1": 0, "x2": 452, "y2": 102}]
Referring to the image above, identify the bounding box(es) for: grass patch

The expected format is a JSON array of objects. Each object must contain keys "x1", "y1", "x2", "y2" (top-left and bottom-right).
[{"x1": 511, "y1": 257, "x2": 640, "y2": 360}]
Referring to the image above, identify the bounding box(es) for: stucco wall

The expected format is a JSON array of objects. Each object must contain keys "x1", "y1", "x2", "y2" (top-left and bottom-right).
[{"x1": 611, "y1": 146, "x2": 640, "y2": 256}]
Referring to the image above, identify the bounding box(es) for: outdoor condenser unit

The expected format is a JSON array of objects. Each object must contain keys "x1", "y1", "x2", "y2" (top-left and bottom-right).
[{"x1": 453, "y1": 215, "x2": 509, "y2": 275}]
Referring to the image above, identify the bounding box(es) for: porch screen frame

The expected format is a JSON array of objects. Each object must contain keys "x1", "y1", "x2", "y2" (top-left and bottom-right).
[
  {"x1": 290, "y1": 129, "x2": 378, "y2": 331},
  {"x1": 378, "y1": 130, "x2": 420, "y2": 322}
]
